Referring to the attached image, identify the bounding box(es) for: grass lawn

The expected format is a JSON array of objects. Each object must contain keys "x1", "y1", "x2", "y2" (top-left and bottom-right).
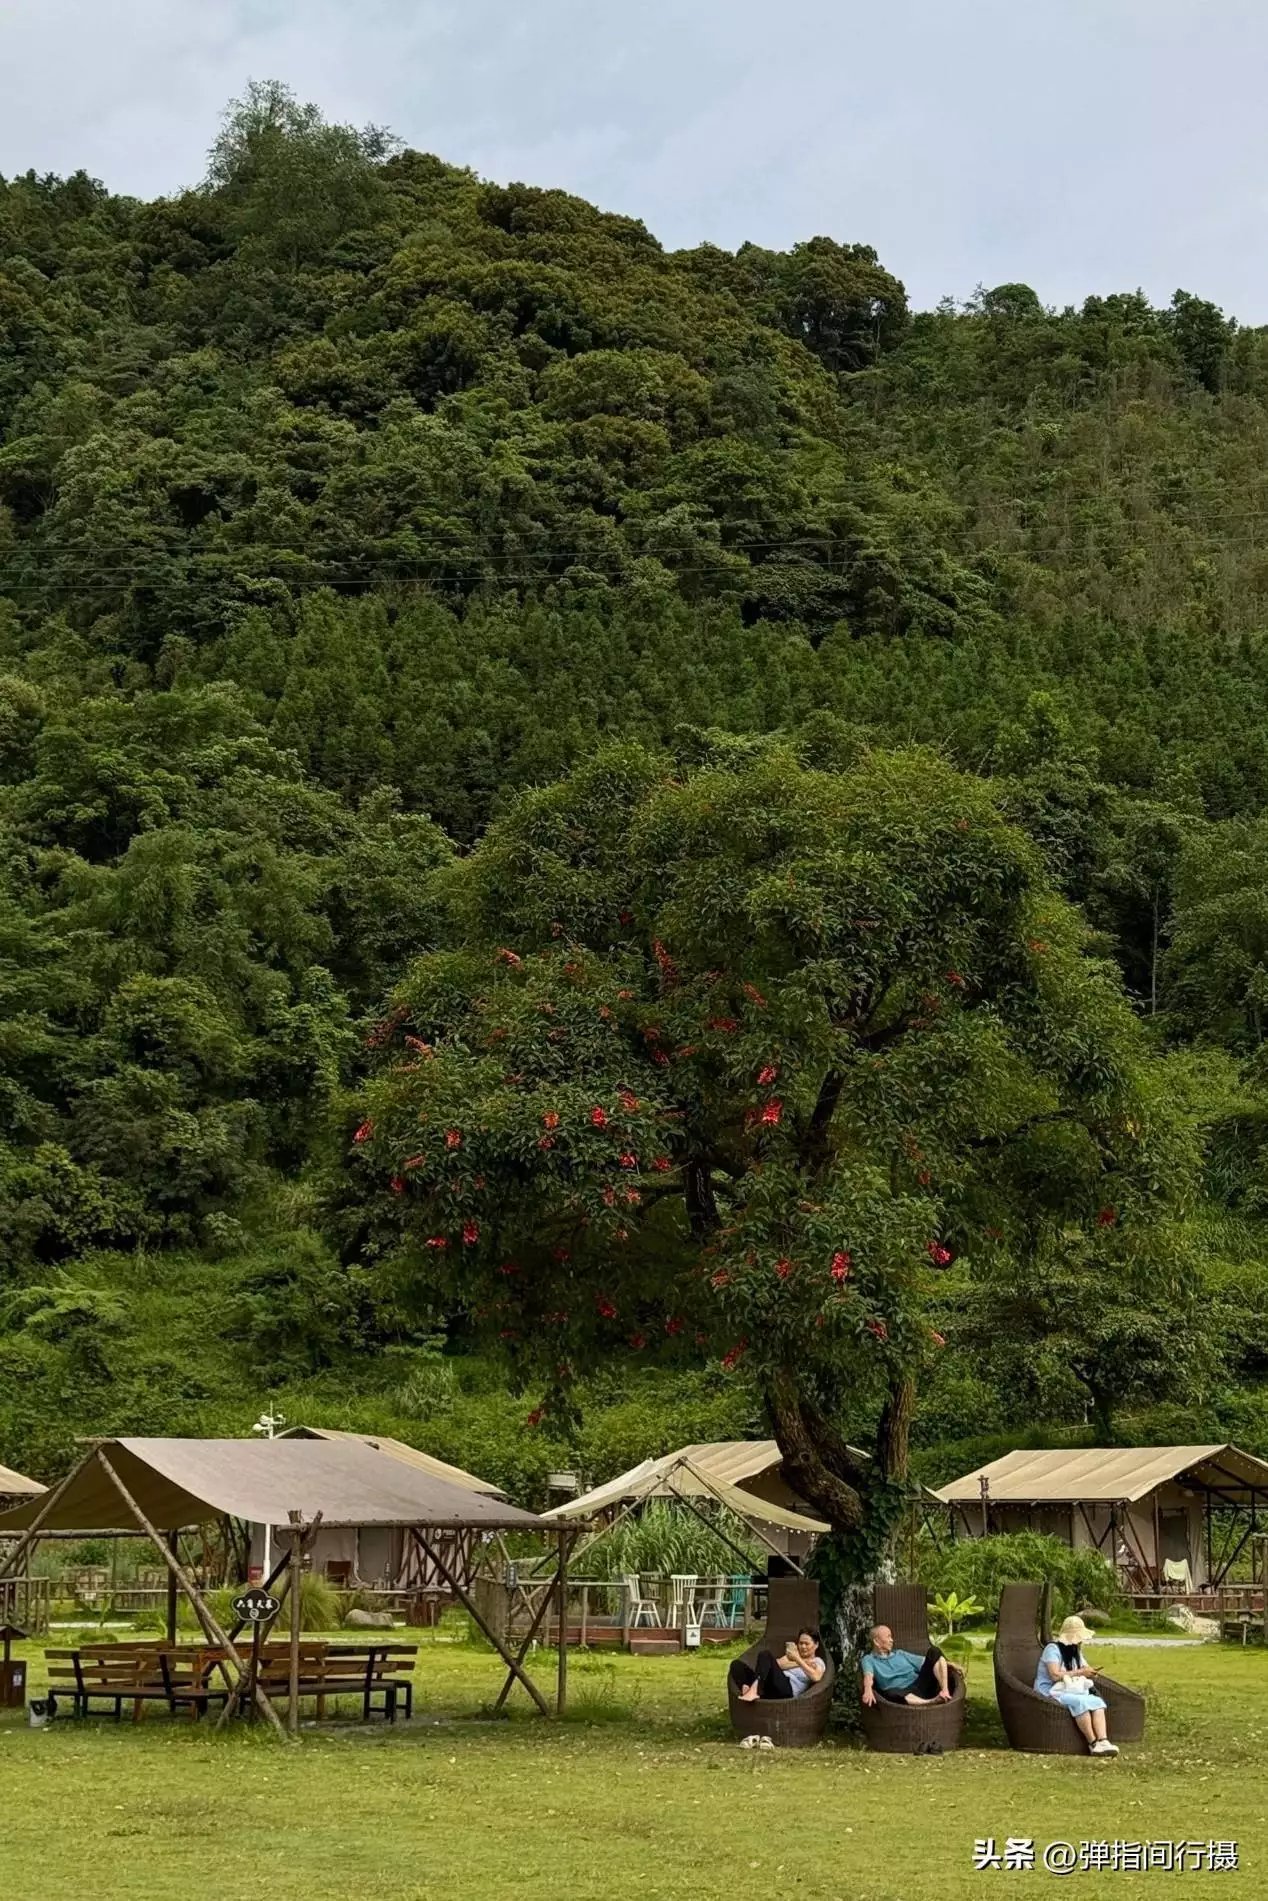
[{"x1": 3, "y1": 1632, "x2": 1264, "y2": 1900}]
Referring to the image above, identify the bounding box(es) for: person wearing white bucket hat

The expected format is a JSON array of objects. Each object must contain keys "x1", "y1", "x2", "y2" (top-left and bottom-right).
[{"x1": 1034, "y1": 1614, "x2": 1118, "y2": 1755}]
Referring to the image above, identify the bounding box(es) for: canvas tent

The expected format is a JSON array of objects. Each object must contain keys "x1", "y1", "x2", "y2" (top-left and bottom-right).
[
  {"x1": 0, "y1": 1437, "x2": 571, "y2": 1736},
  {"x1": 544, "y1": 1441, "x2": 831, "y2": 1571},
  {"x1": 0, "y1": 1461, "x2": 44, "y2": 1503},
  {"x1": 935, "y1": 1445, "x2": 1268, "y2": 1589},
  {"x1": 274, "y1": 1426, "x2": 504, "y2": 1593}
]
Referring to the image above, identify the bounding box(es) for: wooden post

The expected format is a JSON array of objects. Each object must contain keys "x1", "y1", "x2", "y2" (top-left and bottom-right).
[
  {"x1": 287, "y1": 1511, "x2": 303, "y2": 1737},
  {"x1": 556, "y1": 1531, "x2": 569, "y2": 1717},
  {"x1": 1152, "y1": 1492, "x2": 1162, "y2": 1592},
  {"x1": 579, "y1": 1584, "x2": 588, "y2": 1649},
  {"x1": 94, "y1": 1448, "x2": 289, "y2": 1743},
  {"x1": 979, "y1": 1474, "x2": 990, "y2": 1538},
  {"x1": 166, "y1": 1531, "x2": 179, "y2": 1645}
]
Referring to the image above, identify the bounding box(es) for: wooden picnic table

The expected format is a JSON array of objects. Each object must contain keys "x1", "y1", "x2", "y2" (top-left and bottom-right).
[
  {"x1": 45, "y1": 1641, "x2": 230, "y2": 1721},
  {"x1": 248, "y1": 1639, "x2": 418, "y2": 1724}
]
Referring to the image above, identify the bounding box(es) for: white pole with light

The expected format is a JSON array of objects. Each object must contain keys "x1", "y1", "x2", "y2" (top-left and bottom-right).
[{"x1": 250, "y1": 1407, "x2": 286, "y2": 1581}]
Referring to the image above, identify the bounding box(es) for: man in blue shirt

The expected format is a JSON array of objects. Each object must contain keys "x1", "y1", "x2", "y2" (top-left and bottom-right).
[{"x1": 861, "y1": 1624, "x2": 952, "y2": 1706}]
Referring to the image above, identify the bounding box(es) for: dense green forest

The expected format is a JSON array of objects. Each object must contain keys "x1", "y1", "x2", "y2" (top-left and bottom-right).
[{"x1": 6, "y1": 83, "x2": 1268, "y2": 1508}]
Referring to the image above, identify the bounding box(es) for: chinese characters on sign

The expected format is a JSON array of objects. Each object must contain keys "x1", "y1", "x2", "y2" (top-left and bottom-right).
[{"x1": 972, "y1": 1838, "x2": 1238, "y2": 1874}]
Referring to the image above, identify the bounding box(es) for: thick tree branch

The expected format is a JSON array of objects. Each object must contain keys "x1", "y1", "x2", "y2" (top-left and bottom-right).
[
  {"x1": 763, "y1": 1367, "x2": 867, "y2": 1531},
  {"x1": 875, "y1": 1374, "x2": 915, "y2": 1484}
]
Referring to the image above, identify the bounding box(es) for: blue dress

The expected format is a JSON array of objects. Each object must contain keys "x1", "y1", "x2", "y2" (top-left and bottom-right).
[{"x1": 1033, "y1": 1642, "x2": 1107, "y2": 1717}]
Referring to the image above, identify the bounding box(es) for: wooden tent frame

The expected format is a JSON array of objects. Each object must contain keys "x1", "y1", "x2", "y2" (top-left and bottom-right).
[{"x1": 0, "y1": 1444, "x2": 576, "y2": 1735}]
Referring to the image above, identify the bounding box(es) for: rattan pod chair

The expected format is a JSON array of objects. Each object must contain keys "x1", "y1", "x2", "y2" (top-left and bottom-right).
[
  {"x1": 993, "y1": 1582, "x2": 1145, "y2": 1754},
  {"x1": 727, "y1": 1576, "x2": 836, "y2": 1747},
  {"x1": 859, "y1": 1583, "x2": 967, "y2": 1753}
]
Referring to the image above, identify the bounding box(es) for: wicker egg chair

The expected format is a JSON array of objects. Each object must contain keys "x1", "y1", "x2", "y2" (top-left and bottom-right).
[
  {"x1": 859, "y1": 1582, "x2": 967, "y2": 1753},
  {"x1": 994, "y1": 1582, "x2": 1145, "y2": 1754},
  {"x1": 727, "y1": 1576, "x2": 836, "y2": 1748}
]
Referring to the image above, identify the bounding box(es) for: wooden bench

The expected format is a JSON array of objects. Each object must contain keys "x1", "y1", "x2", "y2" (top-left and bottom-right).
[
  {"x1": 45, "y1": 1644, "x2": 229, "y2": 1720},
  {"x1": 254, "y1": 1641, "x2": 417, "y2": 1722}
]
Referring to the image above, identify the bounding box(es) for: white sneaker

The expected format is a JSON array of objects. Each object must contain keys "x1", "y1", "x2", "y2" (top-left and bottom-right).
[
  {"x1": 757, "y1": 1735, "x2": 776, "y2": 1751},
  {"x1": 739, "y1": 1733, "x2": 760, "y2": 1749},
  {"x1": 1089, "y1": 1740, "x2": 1116, "y2": 1756}
]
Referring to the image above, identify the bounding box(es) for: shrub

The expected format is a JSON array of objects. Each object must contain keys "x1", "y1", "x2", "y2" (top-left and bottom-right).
[{"x1": 917, "y1": 1531, "x2": 1119, "y2": 1623}]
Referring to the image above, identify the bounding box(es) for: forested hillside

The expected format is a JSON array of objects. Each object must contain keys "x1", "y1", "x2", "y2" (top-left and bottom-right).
[{"x1": 6, "y1": 84, "x2": 1268, "y2": 1494}]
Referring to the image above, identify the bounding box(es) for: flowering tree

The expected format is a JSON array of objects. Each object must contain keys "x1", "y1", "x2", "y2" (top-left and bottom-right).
[{"x1": 349, "y1": 743, "x2": 1189, "y2": 1612}]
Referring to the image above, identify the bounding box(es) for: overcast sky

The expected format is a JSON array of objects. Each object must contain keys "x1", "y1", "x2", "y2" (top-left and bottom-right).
[{"x1": 3, "y1": 0, "x2": 1268, "y2": 319}]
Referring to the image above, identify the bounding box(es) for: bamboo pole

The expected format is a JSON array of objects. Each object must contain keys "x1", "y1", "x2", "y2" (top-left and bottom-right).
[
  {"x1": 287, "y1": 1511, "x2": 303, "y2": 1737},
  {"x1": 94, "y1": 1449, "x2": 290, "y2": 1743}
]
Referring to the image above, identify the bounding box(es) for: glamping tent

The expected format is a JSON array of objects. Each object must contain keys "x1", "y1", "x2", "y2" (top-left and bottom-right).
[
  {"x1": 0, "y1": 1461, "x2": 45, "y2": 1507},
  {"x1": 935, "y1": 1445, "x2": 1268, "y2": 1591},
  {"x1": 274, "y1": 1426, "x2": 504, "y2": 1593},
  {"x1": 0, "y1": 1436, "x2": 566, "y2": 1733}
]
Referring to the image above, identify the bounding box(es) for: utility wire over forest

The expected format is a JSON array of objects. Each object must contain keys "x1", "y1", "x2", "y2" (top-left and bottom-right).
[{"x1": 4, "y1": 84, "x2": 1268, "y2": 1559}]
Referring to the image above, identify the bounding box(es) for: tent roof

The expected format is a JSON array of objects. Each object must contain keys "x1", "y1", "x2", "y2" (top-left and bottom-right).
[
  {"x1": 543, "y1": 1441, "x2": 831, "y2": 1532},
  {"x1": 279, "y1": 1427, "x2": 504, "y2": 1497},
  {"x1": 0, "y1": 1461, "x2": 45, "y2": 1499},
  {"x1": 0, "y1": 1438, "x2": 547, "y2": 1535},
  {"x1": 934, "y1": 1444, "x2": 1268, "y2": 1507}
]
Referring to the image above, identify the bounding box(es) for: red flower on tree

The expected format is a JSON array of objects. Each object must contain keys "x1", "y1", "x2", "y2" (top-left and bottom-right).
[
  {"x1": 665, "y1": 1316, "x2": 683, "y2": 1335},
  {"x1": 390, "y1": 1176, "x2": 405, "y2": 1195},
  {"x1": 866, "y1": 1319, "x2": 888, "y2": 1341},
  {"x1": 595, "y1": 1296, "x2": 618, "y2": 1319},
  {"x1": 602, "y1": 1186, "x2": 616, "y2": 1207},
  {"x1": 830, "y1": 1251, "x2": 851, "y2": 1282},
  {"x1": 538, "y1": 1136, "x2": 556, "y2": 1150},
  {"x1": 946, "y1": 970, "x2": 965, "y2": 987},
  {"x1": 710, "y1": 1269, "x2": 730, "y2": 1289},
  {"x1": 499, "y1": 1262, "x2": 518, "y2": 1275},
  {"x1": 404, "y1": 1036, "x2": 433, "y2": 1057},
  {"x1": 590, "y1": 1106, "x2": 609, "y2": 1128},
  {"x1": 353, "y1": 1120, "x2": 374, "y2": 1144},
  {"x1": 463, "y1": 1221, "x2": 480, "y2": 1245},
  {"x1": 403, "y1": 1154, "x2": 427, "y2": 1171},
  {"x1": 1097, "y1": 1206, "x2": 1118, "y2": 1228},
  {"x1": 526, "y1": 1408, "x2": 545, "y2": 1428},
  {"x1": 720, "y1": 1338, "x2": 748, "y2": 1371},
  {"x1": 743, "y1": 983, "x2": 767, "y2": 1008},
  {"x1": 759, "y1": 1100, "x2": 783, "y2": 1126},
  {"x1": 774, "y1": 1257, "x2": 793, "y2": 1281},
  {"x1": 930, "y1": 1330, "x2": 946, "y2": 1347},
  {"x1": 756, "y1": 1063, "x2": 779, "y2": 1086},
  {"x1": 496, "y1": 948, "x2": 522, "y2": 967},
  {"x1": 926, "y1": 1241, "x2": 953, "y2": 1267},
  {"x1": 445, "y1": 1129, "x2": 462, "y2": 1150},
  {"x1": 629, "y1": 1332, "x2": 647, "y2": 1350},
  {"x1": 708, "y1": 1017, "x2": 739, "y2": 1033},
  {"x1": 651, "y1": 1156, "x2": 671, "y2": 1172},
  {"x1": 426, "y1": 1236, "x2": 448, "y2": 1250},
  {"x1": 618, "y1": 1089, "x2": 640, "y2": 1112},
  {"x1": 618, "y1": 1152, "x2": 638, "y2": 1169}
]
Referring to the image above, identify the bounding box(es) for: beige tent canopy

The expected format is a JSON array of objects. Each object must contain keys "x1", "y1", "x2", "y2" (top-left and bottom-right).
[
  {"x1": 544, "y1": 1440, "x2": 831, "y2": 1542},
  {"x1": 935, "y1": 1444, "x2": 1268, "y2": 1590},
  {"x1": 279, "y1": 1426, "x2": 504, "y2": 1498},
  {"x1": 935, "y1": 1444, "x2": 1268, "y2": 1507},
  {"x1": 0, "y1": 1437, "x2": 539, "y2": 1536},
  {"x1": 0, "y1": 1460, "x2": 45, "y2": 1500}
]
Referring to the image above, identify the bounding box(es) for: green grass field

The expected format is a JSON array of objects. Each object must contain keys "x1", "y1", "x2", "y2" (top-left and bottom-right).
[{"x1": 2, "y1": 1633, "x2": 1263, "y2": 1899}]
